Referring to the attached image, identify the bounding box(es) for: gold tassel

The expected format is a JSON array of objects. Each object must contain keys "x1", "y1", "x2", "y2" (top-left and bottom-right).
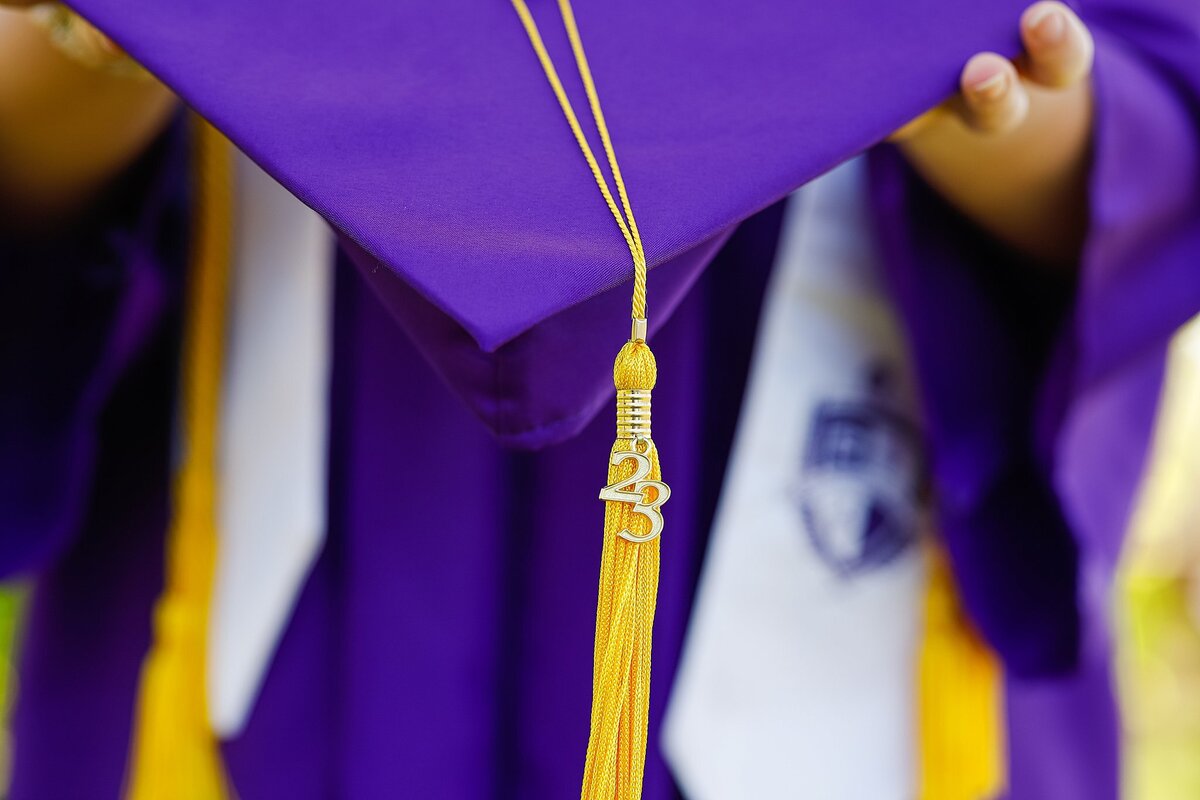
[
  {"x1": 124, "y1": 117, "x2": 233, "y2": 800},
  {"x1": 583, "y1": 337, "x2": 669, "y2": 799},
  {"x1": 917, "y1": 548, "x2": 1006, "y2": 800},
  {"x1": 508, "y1": 2, "x2": 668, "y2": 794}
]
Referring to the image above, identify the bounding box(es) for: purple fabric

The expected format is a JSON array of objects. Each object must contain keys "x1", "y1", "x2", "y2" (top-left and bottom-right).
[
  {"x1": 233, "y1": 219, "x2": 773, "y2": 800},
  {"x1": 6, "y1": 178, "x2": 779, "y2": 798},
  {"x1": 1002, "y1": 568, "x2": 1120, "y2": 800},
  {"x1": 871, "y1": 0, "x2": 1200, "y2": 676},
  {"x1": 867, "y1": 2, "x2": 1199, "y2": 796},
  {"x1": 68, "y1": 0, "x2": 1027, "y2": 352},
  {"x1": 7, "y1": 251, "x2": 180, "y2": 799},
  {"x1": 341, "y1": 229, "x2": 730, "y2": 449},
  {"x1": 1055, "y1": 0, "x2": 1200, "y2": 574},
  {"x1": 869, "y1": 150, "x2": 1082, "y2": 677},
  {"x1": 0, "y1": 127, "x2": 187, "y2": 576}
]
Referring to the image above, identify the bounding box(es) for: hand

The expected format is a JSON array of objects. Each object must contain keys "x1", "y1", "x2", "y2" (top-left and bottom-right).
[
  {"x1": 0, "y1": 5, "x2": 175, "y2": 225},
  {"x1": 891, "y1": 1, "x2": 1095, "y2": 266},
  {"x1": 896, "y1": 1, "x2": 1094, "y2": 138}
]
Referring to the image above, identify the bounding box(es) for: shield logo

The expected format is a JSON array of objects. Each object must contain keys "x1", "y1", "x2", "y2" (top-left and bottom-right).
[{"x1": 794, "y1": 394, "x2": 924, "y2": 577}]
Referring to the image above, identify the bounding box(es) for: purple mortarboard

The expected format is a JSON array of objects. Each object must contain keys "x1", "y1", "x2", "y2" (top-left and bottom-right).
[{"x1": 67, "y1": 0, "x2": 1028, "y2": 445}]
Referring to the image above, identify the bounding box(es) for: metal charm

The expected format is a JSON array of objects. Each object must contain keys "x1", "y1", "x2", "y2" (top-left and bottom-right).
[{"x1": 599, "y1": 447, "x2": 671, "y2": 542}]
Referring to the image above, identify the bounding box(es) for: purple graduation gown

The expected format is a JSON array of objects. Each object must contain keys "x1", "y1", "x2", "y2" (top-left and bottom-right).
[
  {"x1": 1, "y1": 122, "x2": 779, "y2": 799},
  {"x1": 2, "y1": 1, "x2": 1198, "y2": 797}
]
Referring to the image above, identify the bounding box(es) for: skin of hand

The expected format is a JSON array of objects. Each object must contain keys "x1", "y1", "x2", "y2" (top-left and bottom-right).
[
  {"x1": 892, "y1": 1, "x2": 1095, "y2": 268},
  {"x1": 0, "y1": 5, "x2": 177, "y2": 227}
]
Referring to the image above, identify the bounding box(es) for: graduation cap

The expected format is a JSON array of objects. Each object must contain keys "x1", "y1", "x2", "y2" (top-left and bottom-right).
[
  {"x1": 63, "y1": 0, "x2": 1030, "y2": 796},
  {"x1": 69, "y1": 0, "x2": 1028, "y2": 447}
]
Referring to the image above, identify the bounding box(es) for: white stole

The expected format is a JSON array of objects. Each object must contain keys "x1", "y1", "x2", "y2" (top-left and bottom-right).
[
  {"x1": 663, "y1": 158, "x2": 927, "y2": 799},
  {"x1": 207, "y1": 151, "x2": 335, "y2": 737}
]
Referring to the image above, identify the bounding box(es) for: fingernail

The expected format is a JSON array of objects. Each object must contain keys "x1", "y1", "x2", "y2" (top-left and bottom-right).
[
  {"x1": 970, "y1": 69, "x2": 1008, "y2": 100},
  {"x1": 1028, "y1": 5, "x2": 1066, "y2": 45},
  {"x1": 960, "y1": 60, "x2": 1008, "y2": 99}
]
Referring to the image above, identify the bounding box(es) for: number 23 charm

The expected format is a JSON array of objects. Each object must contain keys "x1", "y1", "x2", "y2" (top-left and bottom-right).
[{"x1": 599, "y1": 448, "x2": 671, "y2": 543}]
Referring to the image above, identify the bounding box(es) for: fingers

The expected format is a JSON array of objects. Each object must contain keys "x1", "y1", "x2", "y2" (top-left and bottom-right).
[
  {"x1": 890, "y1": 0, "x2": 1095, "y2": 141},
  {"x1": 959, "y1": 53, "x2": 1029, "y2": 134},
  {"x1": 1020, "y1": 1, "x2": 1095, "y2": 88},
  {"x1": 953, "y1": 1, "x2": 1093, "y2": 135}
]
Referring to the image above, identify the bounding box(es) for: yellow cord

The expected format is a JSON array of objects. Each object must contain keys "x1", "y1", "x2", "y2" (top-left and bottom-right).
[
  {"x1": 510, "y1": 0, "x2": 648, "y2": 321},
  {"x1": 124, "y1": 116, "x2": 233, "y2": 800}
]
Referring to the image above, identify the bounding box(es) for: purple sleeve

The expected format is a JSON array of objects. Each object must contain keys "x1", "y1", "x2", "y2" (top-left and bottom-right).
[
  {"x1": 868, "y1": 0, "x2": 1200, "y2": 677},
  {"x1": 0, "y1": 121, "x2": 188, "y2": 577},
  {"x1": 1057, "y1": 0, "x2": 1200, "y2": 568}
]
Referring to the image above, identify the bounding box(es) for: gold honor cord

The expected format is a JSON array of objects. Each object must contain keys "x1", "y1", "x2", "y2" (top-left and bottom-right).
[
  {"x1": 511, "y1": 1, "x2": 669, "y2": 798},
  {"x1": 917, "y1": 549, "x2": 1006, "y2": 800},
  {"x1": 126, "y1": 117, "x2": 232, "y2": 800}
]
